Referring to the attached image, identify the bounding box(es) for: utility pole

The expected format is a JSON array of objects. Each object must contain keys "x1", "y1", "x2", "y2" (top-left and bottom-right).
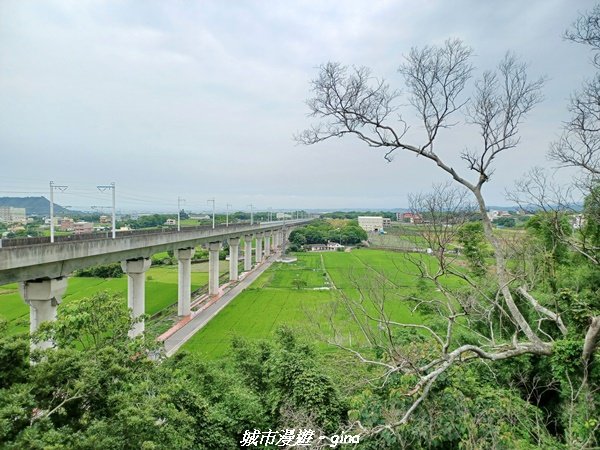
[
  {"x1": 91, "y1": 205, "x2": 111, "y2": 236},
  {"x1": 207, "y1": 198, "x2": 215, "y2": 229},
  {"x1": 268, "y1": 207, "x2": 272, "y2": 222},
  {"x1": 97, "y1": 182, "x2": 116, "y2": 239},
  {"x1": 49, "y1": 181, "x2": 68, "y2": 243},
  {"x1": 226, "y1": 203, "x2": 232, "y2": 227},
  {"x1": 177, "y1": 196, "x2": 185, "y2": 231},
  {"x1": 248, "y1": 204, "x2": 254, "y2": 225}
]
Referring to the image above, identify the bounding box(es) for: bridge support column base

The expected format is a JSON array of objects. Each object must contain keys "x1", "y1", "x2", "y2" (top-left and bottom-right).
[
  {"x1": 121, "y1": 258, "x2": 151, "y2": 338},
  {"x1": 19, "y1": 277, "x2": 68, "y2": 351},
  {"x1": 264, "y1": 233, "x2": 271, "y2": 257},
  {"x1": 228, "y1": 237, "x2": 240, "y2": 282},
  {"x1": 175, "y1": 248, "x2": 195, "y2": 316},
  {"x1": 208, "y1": 242, "x2": 221, "y2": 296},
  {"x1": 255, "y1": 233, "x2": 263, "y2": 263},
  {"x1": 244, "y1": 234, "x2": 253, "y2": 271}
]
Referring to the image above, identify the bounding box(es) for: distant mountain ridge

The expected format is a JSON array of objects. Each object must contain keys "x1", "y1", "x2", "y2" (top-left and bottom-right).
[{"x1": 0, "y1": 197, "x2": 71, "y2": 216}]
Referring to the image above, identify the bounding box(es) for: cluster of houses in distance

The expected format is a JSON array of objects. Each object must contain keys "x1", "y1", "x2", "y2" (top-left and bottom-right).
[{"x1": 0, "y1": 203, "x2": 587, "y2": 241}]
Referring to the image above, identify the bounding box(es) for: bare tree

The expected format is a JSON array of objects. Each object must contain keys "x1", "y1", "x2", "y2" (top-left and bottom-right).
[
  {"x1": 551, "y1": 5, "x2": 600, "y2": 179},
  {"x1": 296, "y1": 37, "x2": 599, "y2": 435}
]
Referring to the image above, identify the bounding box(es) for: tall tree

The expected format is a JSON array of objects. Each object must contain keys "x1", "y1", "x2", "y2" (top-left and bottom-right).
[{"x1": 296, "y1": 35, "x2": 600, "y2": 444}]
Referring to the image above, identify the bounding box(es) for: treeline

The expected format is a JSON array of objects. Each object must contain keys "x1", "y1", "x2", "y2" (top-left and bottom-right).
[
  {"x1": 288, "y1": 220, "x2": 367, "y2": 251},
  {"x1": 75, "y1": 263, "x2": 123, "y2": 278},
  {"x1": 321, "y1": 210, "x2": 397, "y2": 220}
]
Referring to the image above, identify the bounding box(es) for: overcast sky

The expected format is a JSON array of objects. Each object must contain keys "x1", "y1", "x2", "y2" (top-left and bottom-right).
[{"x1": 0, "y1": 0, "x2": 597, "y2": 213}]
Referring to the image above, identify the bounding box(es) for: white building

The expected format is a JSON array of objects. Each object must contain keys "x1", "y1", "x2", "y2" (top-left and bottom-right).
[
  {"x1": 0, "y1": 207, "x2": 26, "y2": 224},
  {"x1": 305, "y1": 242, "x2": 345, "y2": 252},
  {"x1": 276, "y1": 212, "x2": 292, "y2": 219},
  {"x1": 572, "y1": 214, "x2": 585, "y2": 230},
  {"x1": 358, "y1": 216, "x2": 384, "y2": 232}
]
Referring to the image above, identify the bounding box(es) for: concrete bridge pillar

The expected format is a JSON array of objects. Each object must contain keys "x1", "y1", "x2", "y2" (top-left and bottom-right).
[
  {"x1": 19, "y1": 277, "x2": 67, "y2": 350},
  {"x1": 228, "y1": 237, "x2": 240, "y2": 282},
  {"x1": 121, "y1": 258, "x2": 151, "y2": 337},
  {"x1": 264, "y1": 232, "x2": 271, "y2": 256},
  {"x1": 255, "y1": 233, "x2": 263, "y2": 263},
  {"x1": 244, "y1": 234, "x2": 253, "y2": 271},
  {"x1": 175, "y1": 247, "x2": 195, "y2": 316},
  {"x1": 208, "y1": 242, "x2": 221, "y2": 296}
]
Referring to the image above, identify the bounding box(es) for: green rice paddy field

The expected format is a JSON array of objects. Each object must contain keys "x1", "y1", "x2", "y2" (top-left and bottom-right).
[
  {"x1": 0, "y1": 248, "x2": 454, "y2": 360},
  {"x1": 182, "y1": 249, "x2": 450, "y2": 359},
  {"x1": 0, "y1": 261, "x2": 229, "y2": 335}
]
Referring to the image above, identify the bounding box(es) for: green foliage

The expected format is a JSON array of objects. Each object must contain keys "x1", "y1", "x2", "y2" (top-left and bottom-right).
[
  {"x1": 551, "y1": 339, "x2": 584, "y2": 383},
  {"x1": 353, "y1": 363, "x2": 558, "y2": 449},
  {"x1": 230, "y1": 327, "x2": 347, "y2": 433},
  {"x1": 289, "y1": 220, "x2": 367, "y2": 248},
  {"x1": 555, "y1": 288, "x2": 600, "y2": 332},
  {"x1": 0, "y1": 320, "x2": 28, "y2": 388},
  {"x1": 0, "y1": 294, "x2": 350, "y2": 448},
  {"x1": 493, "y1": 216, "x2": 516, "y2": 227},
  {"x1": 74, "y1": 263, "x2": 123, "y2": 278},
  {"x1": 128, "y1": 214, "x2": 174, "y2": 229},
  {"x1": 289, "y1": 231, "x2": 307, "y2": 246},
  {"x1": 321, "y1": 210, "x2": 395, "y2": 220},
  {"x1": 151, "y1": 254, "x2": 173, "y2": 266},
  {"x1": 457, "y1": 222, "x2": 487, "y2": 277},
  {"x1": 291, "y1": 278, "x2": 308, "y2": 290},
  {"x1": 526, "y1": 213, "x2": 571, "y2": 265},
  {"x1": 35, "y1": 292, "x2": 135, "y2": 351},
  {"x1": 582, "y1": 184, "x2": 600, "y2": 250}
]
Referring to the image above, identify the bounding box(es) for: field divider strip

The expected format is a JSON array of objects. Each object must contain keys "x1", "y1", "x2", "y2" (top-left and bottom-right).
[{"x1": 161, "y1": 251, "x2": 282, "y2": 356}]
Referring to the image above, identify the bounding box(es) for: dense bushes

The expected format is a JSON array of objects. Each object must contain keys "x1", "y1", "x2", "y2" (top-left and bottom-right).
[
  {"x1": 288, "y1": 220, "x2": 367, "y2": 251},
  {"x1": 74, "y1": 263, "x2": 123, "y2": 278}
]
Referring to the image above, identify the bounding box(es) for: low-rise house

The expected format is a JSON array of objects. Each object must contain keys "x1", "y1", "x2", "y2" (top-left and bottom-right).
[
  {"x1": 304, "y1": 241, "x2": 345, "y2": 252},
  {"x1": 73, "y1": 221, "x2": 93, "y2": 234},
  {"x1": 60, "y1": 217, "x2": 74, "y2": 231},
  {"x1": 165, "y1": 218, "x2": 177, "y2": 226},
  {"x1": 399, "y1": 212, "x2": 423, "y2": 224}
]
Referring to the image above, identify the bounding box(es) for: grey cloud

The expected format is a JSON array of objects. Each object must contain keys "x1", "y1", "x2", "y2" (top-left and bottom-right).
[{"x1": 0, "y1": 0, "x2": 597, "y2": 211}]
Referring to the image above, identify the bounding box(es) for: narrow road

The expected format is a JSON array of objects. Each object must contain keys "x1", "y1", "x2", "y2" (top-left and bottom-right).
[{"x1": 163, "y1": 251, "x2": 280, "y2": 356}]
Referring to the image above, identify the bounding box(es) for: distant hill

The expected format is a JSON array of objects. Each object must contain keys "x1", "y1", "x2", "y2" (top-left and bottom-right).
[{"x1": 0, "y1": 197, "x2": 71, "y2": 216}]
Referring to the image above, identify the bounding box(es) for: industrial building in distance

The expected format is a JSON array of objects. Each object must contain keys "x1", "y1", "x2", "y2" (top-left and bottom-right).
[
  {"x1": 0, "y1": 206, "x2": 26, "y2": 224},
  {"x1": 357, "y1": 216, "x2": 391, "y2": 232}
]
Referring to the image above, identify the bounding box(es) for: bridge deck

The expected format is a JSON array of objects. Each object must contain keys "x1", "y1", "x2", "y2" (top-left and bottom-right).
[{"x1": 0, "y1": 219, "x2": 311, "y2": 285}]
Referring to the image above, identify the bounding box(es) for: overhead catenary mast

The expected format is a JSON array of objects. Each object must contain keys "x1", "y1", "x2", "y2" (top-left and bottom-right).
[
  {"x1": 177, "y1": 196, "x2": 185, "y2": 231},
  {"x1": 97, "y1": 182, "x2": 116, "y2": 239},
  {"x1": 49, "y1": 181, "x2": 68, "y2": 243}
]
